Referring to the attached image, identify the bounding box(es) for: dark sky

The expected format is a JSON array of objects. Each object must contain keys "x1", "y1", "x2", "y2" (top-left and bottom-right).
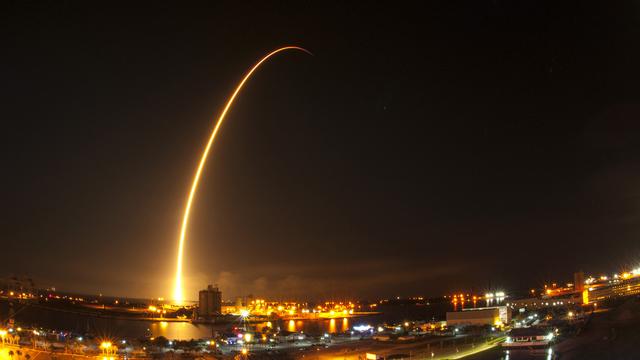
[{"x1": 2, "y1": 1, "x2": 640, "y2": 301}]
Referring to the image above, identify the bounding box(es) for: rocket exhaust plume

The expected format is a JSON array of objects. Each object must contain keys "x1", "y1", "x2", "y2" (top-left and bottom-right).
[{"x1": 173, "y1": 46, "x2": 311, "y2": 303}]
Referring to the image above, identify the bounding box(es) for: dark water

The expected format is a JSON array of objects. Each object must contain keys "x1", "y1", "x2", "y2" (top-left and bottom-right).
[
  {"x1": 465, "y1": 347, "x2": 555, "y2": 360},
  {"x1": 0, "y1": 300, "x2": 482, "y2": 340}
]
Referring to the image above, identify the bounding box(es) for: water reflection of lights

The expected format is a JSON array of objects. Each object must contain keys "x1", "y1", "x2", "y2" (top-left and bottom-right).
[{"x1": 329, "y1": 319, "x2": 336, "y2": 333}]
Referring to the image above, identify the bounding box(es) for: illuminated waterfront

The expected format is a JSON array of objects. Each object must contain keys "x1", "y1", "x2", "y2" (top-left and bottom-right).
[
  {"x1": 0, "y1": 301, "x2": 353, "y2": 340},
  {"x1": 0, "y1": 298, "x2": 455, "y2": 340}
]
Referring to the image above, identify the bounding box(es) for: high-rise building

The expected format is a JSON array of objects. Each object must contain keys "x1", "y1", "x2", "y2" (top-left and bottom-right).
[
  {"x1": 574, "y1": 271, "x2": 585, "y2": 292},
  {"x1": 198, "y1": 284, "x2": 222, "y2": 317}
]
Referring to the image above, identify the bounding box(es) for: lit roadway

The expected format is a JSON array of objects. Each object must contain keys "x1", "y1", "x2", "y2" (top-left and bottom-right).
[{"x1": 299, "y1": 335, "x2": 505, "y2": 360}]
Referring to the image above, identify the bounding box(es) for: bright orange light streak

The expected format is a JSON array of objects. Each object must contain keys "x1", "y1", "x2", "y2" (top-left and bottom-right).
[{"x1": 173, "y1": 46, "x2": 311, "y2": 303}]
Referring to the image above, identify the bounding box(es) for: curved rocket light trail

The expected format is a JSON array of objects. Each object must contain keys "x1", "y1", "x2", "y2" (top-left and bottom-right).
[{"x1": 173, "y1": 46, "x2": 311, "y2": 303}]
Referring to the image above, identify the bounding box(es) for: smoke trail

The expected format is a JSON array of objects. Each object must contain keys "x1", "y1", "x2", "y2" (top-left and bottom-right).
[{"x1": 173, "y1": 46, "x2": 311, "y2": 303}]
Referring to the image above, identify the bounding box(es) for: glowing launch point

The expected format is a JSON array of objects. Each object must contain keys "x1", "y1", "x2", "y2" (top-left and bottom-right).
[{"x1": 172, "y1": 46, "x2": 311, "y2": 304}]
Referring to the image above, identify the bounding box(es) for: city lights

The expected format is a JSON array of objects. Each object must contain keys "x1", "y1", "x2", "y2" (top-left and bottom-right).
[
  {"x1": 100, "y1": 341, "x2": 112, "y2": 349},
  {"x1": 353, "y1": 324, "x2": 372, "y2": 332}
]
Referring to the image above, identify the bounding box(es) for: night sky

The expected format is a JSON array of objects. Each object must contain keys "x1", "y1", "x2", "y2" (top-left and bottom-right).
[{"x1": 3, "y1": 1, "x2": 640, "y2": 301}]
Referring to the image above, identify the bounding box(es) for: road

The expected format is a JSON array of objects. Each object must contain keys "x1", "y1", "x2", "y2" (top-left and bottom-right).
[{"x1": 295, "y1": 335, "x2": 504, "y2": 360}]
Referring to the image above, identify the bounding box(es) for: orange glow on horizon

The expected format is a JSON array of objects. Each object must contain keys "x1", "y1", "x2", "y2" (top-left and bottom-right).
[{"x1": 172, "y1": 46, "x2": 311, "y2": 303}]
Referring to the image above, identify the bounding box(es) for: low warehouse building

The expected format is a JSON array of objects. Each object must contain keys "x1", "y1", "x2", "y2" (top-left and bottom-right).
[{"x1": 446, "y1": 306, "x2": 511, "y2": 326}]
